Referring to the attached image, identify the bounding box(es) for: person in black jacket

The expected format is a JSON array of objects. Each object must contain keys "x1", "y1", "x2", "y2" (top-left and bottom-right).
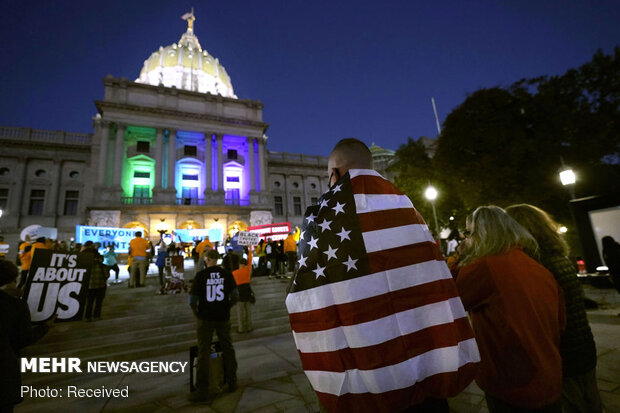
[
  {"x1": 0, "y1": 260, "x2": 50, "y2": 412},
  {"x1": 602, "y1": 236, "x2": 620, "y2": 295},
  {"x1": 188, "y1": 249, "x2": 238, "y2": 402},
  {"x1": 507, "y1": 204, "x2": 602, "y2": 413}
]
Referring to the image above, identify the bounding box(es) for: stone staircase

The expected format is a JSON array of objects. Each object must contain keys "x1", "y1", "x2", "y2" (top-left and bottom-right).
[{"x1": 21, "y1": 271, "x2": 293, "y2": 384}]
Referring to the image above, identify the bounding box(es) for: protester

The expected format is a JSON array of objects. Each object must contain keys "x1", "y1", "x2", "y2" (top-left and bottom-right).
[
  {"x1": 266, "y1": 239, "x2": 277, "y2": 276},
  {"x1": 232, "y1": 251, "x2": 254, "y2": 333},
  {"x1": 188, "y1": 249, "x2": 239, "y2": 402},
  {"x1": 30, "y1": 237, "x2": 48, "y2": 258},
  {"x1": 255, "y1": 239, "x2": 267, "y2": 273},
  {"x1": 195, "y1": 236, "x2": 213, "y2": 273},
  {"x1": 155, "y1": 241, "x2": 169, "y2": 294},
  {"x1": 276, "y1": 240, "x2": 285, "y2": 275},
  {"x1": 286, "y1": 138, "x2": 479, "y2": 412},
  {"x1": 0, "y1": 235, "x2": 7, "y2": 260},
  {"x1": 506, "y1": 204, "x2": 602, "y2": 412},
  {"x1": 283, "y1": 232, "x2": 297, "y2": 273},
  {"x1": 17, "y1": 244, "x2": 32, "y2": 289},
  {"x1": 103, "y1": 245, "x2": 120, "y2": 284},
  {"x1": 602, "y1": 236, "x2": 620, "y2": 295},
  {"x1": 445, "y1": 229, "x2": 462, "y2": 256},
  {"x1": 452, "y1": 206, "x2": 564, "y2": 412},
  {"x1": 129, "y1": 231, "x2": 149, "y2": 287},
  {"x1": 82, "y1": 241, "x2": 109, "y2": 322},
  {"x1": 0, "y1": 260, "x2": 50, "y2": 412}
]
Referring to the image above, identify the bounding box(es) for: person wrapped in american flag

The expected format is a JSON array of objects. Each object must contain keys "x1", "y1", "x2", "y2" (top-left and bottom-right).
[{"x1": 285, "y1": 138, "x2": 480, "y2": 412}]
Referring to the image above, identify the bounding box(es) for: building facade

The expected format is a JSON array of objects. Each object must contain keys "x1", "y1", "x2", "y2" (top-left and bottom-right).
[{"x1": 0, "y1": 13, "x2": 330, "y2": 256}]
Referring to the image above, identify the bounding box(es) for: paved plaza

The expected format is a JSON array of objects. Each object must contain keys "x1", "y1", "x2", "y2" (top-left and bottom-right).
[{"x1": 15, "y1": 264, "x2": 620, "y2": 413}]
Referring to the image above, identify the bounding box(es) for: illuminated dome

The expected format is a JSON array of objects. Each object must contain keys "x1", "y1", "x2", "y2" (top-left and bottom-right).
[{"x1": 135, "y1": 11, "x2": 237, "y2": 98}]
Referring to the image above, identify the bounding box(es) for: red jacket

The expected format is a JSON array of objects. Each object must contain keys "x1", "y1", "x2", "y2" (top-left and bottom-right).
[{"x1": 454, "y1": 248, "x2": 564, "y2": 408}]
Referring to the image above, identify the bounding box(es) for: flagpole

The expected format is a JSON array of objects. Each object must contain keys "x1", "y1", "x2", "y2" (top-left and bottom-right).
[{"x1": 431, "y1": 97, "x2": 442, "y2": 136}]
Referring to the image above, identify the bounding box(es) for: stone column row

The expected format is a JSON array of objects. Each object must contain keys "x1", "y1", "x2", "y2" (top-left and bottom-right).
[{"x1": 95, "y1": 121, "x2": 267, "y2": 202}]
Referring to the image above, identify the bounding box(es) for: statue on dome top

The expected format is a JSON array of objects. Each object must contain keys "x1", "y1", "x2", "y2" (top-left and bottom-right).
[{"x1": 181, "y1": 7, "x2": 196, "y2": 32}]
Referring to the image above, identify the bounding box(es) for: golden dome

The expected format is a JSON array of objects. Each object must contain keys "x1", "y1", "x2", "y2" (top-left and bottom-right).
[{"x1": 135, "y1": 11, "x2": 236, "y2": 98}]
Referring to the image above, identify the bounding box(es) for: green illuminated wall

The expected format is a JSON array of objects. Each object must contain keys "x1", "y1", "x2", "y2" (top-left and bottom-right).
[{"x1": 121, "y1": 126, "x2": 156, "y2": 198}]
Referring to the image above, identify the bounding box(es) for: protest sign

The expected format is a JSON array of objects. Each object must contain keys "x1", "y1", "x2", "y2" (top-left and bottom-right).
[
  {"x1": 247, "y1": 222, "x2": 291, "y2": 242},
  {"x1": 24, "y1": 249, "x2": 92, "y2": 322},
  {"x1": 237, "y1": 231, "x2": 261, "y2": 246},
  {"x1": 76, "y1": 225, "x2": 140, "y2": 253},
  {"x1": 165, "y1": 255, "x2": 185, "y2": 278}
]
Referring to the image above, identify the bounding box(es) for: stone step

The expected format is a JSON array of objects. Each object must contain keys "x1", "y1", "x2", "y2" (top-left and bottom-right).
[
  {"x1": 24, "y1": 311, "x2": 290, "y2": 354},
  {"x1": 22, "y1": 276, "x2": 292, "y2": 371}
]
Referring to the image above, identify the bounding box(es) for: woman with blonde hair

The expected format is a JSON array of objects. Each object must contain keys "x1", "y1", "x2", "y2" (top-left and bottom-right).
[
  {"x1": 506, "y1": 204, "x2": 602, "y2": 413},
  {"x1": 452, "y1": 206, "x2": 564, "y2": 412}
]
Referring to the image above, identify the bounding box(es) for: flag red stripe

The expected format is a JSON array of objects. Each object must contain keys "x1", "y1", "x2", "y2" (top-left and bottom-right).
[
  {"x1": 367, "y1": 242, "x2": 444, "y2": 274},
  {"x1": 350, "y1": 174, "x2": 403, "y2": 195},
  {"x1": 289, "y1": 279, "x2": 459, "y2": 333},
  {"x1": 357, "y1": 207, "x2": 427, "y2": 233},
  {"x1": 315, "y1": 362, "x2": 479, "y2": 413},
  {"x1": 297, "y1": 317, "x2": 475, "y2": 372}
]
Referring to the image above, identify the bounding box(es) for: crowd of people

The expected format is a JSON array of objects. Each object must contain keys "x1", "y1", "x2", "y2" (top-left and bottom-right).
[{"x1": 2, "y1": 138, "x2": 620, "y2": 412}]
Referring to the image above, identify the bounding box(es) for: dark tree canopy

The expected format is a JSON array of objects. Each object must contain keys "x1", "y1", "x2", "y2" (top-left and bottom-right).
[{"x1": 393, "y1": 47, "x2": 620, "y2": 244}]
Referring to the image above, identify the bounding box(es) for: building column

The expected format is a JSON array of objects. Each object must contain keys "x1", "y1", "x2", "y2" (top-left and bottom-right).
[
  {"x1": 247, "y1": 137, "x2": 255, "y2": 192},
  {"x1": 216, "y1": 134, "x2": 223, "y2": 192},
  {"x1": 97, "y1": 122, "x2": 109, "y2": 186},
  {"x1": 205, "y1": 132, "x2": 212, "y2": 192},
  {"x1": 258, "y1": 137, "x2": 266, "y2": 191},
  {"x1": 154, "y1": 128, "x2": 164, "y2": 189},
  {"x1": 46, "y1": 159, "x2": 62, "y2": 217},
  {"x1": 10, "y1": 158, "x2": 27, "y2": 228},
  {"x1": 167, "y1": 129, "x2": 176, "y2": 191},
  {"x1": 113, "y1": 123, "x2": 125, "y2": 187}
]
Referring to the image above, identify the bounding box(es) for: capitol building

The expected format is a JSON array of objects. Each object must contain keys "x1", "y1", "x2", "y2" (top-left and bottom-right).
[{"x1": 0, "y1": 12, "x2": 394, "y2": 254}]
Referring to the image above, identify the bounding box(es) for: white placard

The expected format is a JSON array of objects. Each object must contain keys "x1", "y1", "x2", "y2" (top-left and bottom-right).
[{"x1": 237, "y1": 231, "x2": 261, "y2": 246}]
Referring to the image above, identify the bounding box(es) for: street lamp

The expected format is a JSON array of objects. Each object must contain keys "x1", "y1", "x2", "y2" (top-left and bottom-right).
[
  {"x1": 559, "y1": 159, "x2": 576, "y2": 200},
  {"x1": 424, "y1": 185, "x2": 441, "y2": 240}
]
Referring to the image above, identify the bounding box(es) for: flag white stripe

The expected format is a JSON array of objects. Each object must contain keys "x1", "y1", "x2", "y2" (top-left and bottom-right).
[
  {"x1": 286, "y1": 260, "x2": 452, "y2": 314},
  {"x1": 354, "y1": 194, "x2": 414, "y2": 214},
  {"x1": 349, "y1": 169, "x2": 384, "y2": 179},
  {"x1": 305, "y1": 338, "x2": 479, "y2": 395},
  {"x1": 293, "y1": 297, "x2": 466, "y2": 352},
  {"x1": 362, "y1": 224, "x2": 434, "y2": 253}
]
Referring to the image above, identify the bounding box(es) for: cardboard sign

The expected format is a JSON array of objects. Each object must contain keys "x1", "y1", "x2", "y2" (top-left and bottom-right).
[
  {"x1": 237, "y1": 231, "x2": 261, "y2": 246},
  {"x1": 24, "y1": 249, "x2": 92, "y2": 322},
  {"x1": 169, "y1": 255, "x2": 185, "y2": 278}
]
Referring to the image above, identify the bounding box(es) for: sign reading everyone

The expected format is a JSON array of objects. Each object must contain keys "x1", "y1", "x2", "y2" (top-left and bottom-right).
[{"x1": 76, "y1": 226, "x2": 140, "y2": 253}]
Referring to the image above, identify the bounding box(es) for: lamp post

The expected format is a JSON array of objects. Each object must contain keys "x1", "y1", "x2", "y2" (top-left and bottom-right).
[
  {"x1": 425, "y1": 185, "x2": 440, "y2": 240},
  {"x1": 559, "y1": 159, "x2": 576, "y2": 200}
]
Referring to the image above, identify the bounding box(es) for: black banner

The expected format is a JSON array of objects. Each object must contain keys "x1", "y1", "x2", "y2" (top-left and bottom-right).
[{"x1": 24, "y1": 249, "x2": 92, "y2": 322}]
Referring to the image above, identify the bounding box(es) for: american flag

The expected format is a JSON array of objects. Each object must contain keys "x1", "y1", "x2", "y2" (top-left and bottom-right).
[{"x1": 285, "y1": 169, "x2": 480, "y2": 413}]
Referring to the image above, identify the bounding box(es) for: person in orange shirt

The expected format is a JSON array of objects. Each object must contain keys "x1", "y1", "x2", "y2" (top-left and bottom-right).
[
  {"x1": 17, "y1": 245, "x2": 33, "y2": 289},
  {"x1": 30, "y1": 237, "x2": 48, "y2": 257},
  {"x1": 232, "y1": 250, "x2": 254, "y2": 333},
  {"x1": 194, "y1": 236, "x2": 213, "y2": 273},
  {"x1": 195, "y1": 236, "x2": 212, "y2": 256},
  {"x1": 129, "y1": 231, "x2": 149, "y2": 287},
  {"x1": 283, "y1": 232, "x2": 297, "y2": 274}
]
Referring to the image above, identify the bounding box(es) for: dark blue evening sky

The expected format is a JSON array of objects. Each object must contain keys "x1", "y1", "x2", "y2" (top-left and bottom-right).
[{"x1": 1, "y1": 1, "x2": 618, "y2": 156}]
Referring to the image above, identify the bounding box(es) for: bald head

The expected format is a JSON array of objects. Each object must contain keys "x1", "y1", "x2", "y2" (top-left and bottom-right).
[{"x1": 328, "y1": 138, "x2": 373, "y2": 186}]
